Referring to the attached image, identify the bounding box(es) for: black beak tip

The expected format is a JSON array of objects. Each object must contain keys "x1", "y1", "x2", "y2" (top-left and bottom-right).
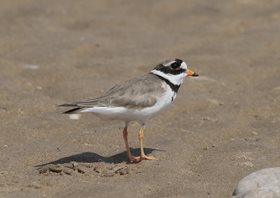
[{"x1": 193, "y1": 72, "x2": 199, "y2": 77}]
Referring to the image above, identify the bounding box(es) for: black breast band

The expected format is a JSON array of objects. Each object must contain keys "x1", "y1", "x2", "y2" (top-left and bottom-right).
[{"x1": 151, "y1": 73, "x2": 180, "y2": 93}]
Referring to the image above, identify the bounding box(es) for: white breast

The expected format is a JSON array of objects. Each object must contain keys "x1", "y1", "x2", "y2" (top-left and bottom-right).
[{"x1": 81, "y1": 82, "x2": 176, "y2": 124}]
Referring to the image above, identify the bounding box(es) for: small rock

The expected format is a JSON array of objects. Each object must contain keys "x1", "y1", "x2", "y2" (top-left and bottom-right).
[
  {"x1": 77, "y1": 166, "x2": 86, "y2": 174},
  {"x1": 83, "y1": 143, "x2": 94, "y2": 147},
  {"x1": 48, "y1": 164, "x2": 63, "y2": 173},
  {"x1": 69, "y1": 114, "x2": 81, "y2": 120},
  {"x1": 63, "y1": 169, "x2": 73, "y2": 175},
  {"x1": 112, "y1": 166, "x2": 130, "y2": 175},
  {"x1": 102, "y1": 172, "x2": 114, "y2": 177},
  {"x1": 93, "y1": 166, "x2": 102, "y2": 174},
  {"x1": 63, "y1": 163, "x2": 75, "y2": 170},
  {"x1": 83, "y1": 163, "x2": 93, "y2": 168},
  {"x1": 253, "y1": 115, "x2": 261, "y2": 120},
  {"x1": 117, "y1": 168, "x2": 129, "y2": 175},
  {"x1": 71, "y1": 161, "x2": 79, "y2": 168},
  {"x1": 207, "y1": 98, "x2": 223, "y2": 106},
  {"x1": 38, "y1": 166, "x2": 49, "y2": 174},
  {"x1": 273, "y1": 86, "x2": 280, "y2": 91},
  {"x1": 27, "y1": 182, "x2": 41, "y2": 189},
  {"x1": 23, "y1": 64, "x2": 39, "y2": 70},
  {"x1": 240, "y1": 161, "x2": 254, "y2": 168},
  {"x1": 251, "y1": 131, "x2": 258, "y2": 136},
  {"x1": 36, "y1": 86, "x2": 42, "y2": 90},
  {"x1": 0, "y1": 107, "x2": 7, "y2": 112}
]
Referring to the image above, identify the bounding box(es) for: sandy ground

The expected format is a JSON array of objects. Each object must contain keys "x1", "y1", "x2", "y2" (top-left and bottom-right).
[{"x1": 0, "y1": 0, "x2": 280, "y2": 197}]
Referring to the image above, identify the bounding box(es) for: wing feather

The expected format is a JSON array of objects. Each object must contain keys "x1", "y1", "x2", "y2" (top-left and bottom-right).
[{"x1": 63, "y1": 74, "x2": 164, "y2": 109}]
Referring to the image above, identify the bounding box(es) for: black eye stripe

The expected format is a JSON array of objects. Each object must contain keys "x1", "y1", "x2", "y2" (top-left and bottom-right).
[
  {"x1": 171, "y1": 62, "x2": 180, "y2": 69},
  {"x1": 154, "y1": 64, "x2": 186, "y2": 75},
  {"x1": 172, "y1": 59, "x2": 183, "y2": 67}
]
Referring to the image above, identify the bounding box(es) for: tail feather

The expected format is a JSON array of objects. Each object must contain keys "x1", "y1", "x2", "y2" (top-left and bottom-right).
[
  {"x1": 59, "y1": 103, "x2": 83, "y2": 114},
  {"x1": 59, "y1": 103, "x2": 77, "y2": 107},
  {"x1": 63, "y1": 107, "x2": 82, "y2": 114}
]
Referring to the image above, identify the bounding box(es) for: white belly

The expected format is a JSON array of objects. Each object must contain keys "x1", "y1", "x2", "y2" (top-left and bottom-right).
[{"x1": 81, "y1": 85, "x2": 176, "y2": 124}]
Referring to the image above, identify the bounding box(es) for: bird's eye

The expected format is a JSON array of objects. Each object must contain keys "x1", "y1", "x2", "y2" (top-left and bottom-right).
[{"x1": 171, "y1": 62, "x2": 180, "y2": 69}]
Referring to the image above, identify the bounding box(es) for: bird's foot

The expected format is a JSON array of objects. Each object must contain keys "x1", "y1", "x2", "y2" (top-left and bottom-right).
[
  {"x1": 140, "y1": 154, "x2": 157, "y2": 161},
  {"x1": 128, "y1": 155, "x2": 157, "y2": 163},
  {"x1": 128, "y1": 155, "x2": 141, "y2": 163}
]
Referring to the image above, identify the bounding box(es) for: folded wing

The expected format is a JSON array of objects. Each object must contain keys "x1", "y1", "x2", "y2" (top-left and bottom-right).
[{"x1": 60, "y1": 74, "x2": 164, "y2": 114}]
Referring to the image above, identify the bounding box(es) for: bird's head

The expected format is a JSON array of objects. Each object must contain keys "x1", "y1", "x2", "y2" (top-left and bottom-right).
[{"x1": 150, "y1": 58, "x2": 199, "y2": 86}]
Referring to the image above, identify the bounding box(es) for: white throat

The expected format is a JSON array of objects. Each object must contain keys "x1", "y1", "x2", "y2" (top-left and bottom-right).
[{"x1": 150, "y1": 70, "x2": 186, "y2": 85}]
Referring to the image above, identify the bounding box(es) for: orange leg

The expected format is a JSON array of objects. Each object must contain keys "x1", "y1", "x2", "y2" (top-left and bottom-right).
[
  {"x1": 122, "y1": 125, "x2": 140, "y2": 163},
  {"x1": 138, "y1": 127, "x2": 157, "y2": 160}
]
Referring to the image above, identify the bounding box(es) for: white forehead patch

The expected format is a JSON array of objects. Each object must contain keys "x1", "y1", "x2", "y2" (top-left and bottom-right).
[{"x1": 181, "y1": 62, "x2": 187, "y2": 69}]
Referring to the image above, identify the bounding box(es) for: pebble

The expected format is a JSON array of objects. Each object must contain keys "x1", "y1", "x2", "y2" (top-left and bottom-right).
[
  {"x1": 0, "y1": 107, "x2": 7, "y2": 112},
  {"x1": 63, "y1": 169, "x2": 73, "y2": 175},
  {"x1": 233, "y1": 167, "x2": 280, "y2": 197},
  {"x1": 93, "y1": 166, "x2": 102, "y2": 174},
  {"x1": 38, "y1": 162, "x2": 132, "y2": 177},
  {"x1": 69, "y1": 114, "x2": 81, "y2": 120},
  {"x1": 36, "y1": 86, "x2": 42, "y2": 90},
  {"x1": 71, "y1": 161, "x2": 79, "y2": 168},
  {"x1": 102, "y1": 172, "x2": 114, "y2": 177},
  {"x1": 48, "y1": 164, "x2": 63, "y2": 173},
  {"x1": 38, "y1": 166, "x2": 49, "y2": 174},
  {"x1": 23, "y1": 64, "x2": 39, "y2": 70},
  {"x1": 27, "y1": 182, "x2": 41, "y2": 189},
  {"x1": 77, "y1": 166, "x2": 86, "y2": 174},
  {"x1": 116, "y1": 167, "x2": 129, "y2": 175},
  {"x1": 207, "y1": 98, "x2": 223, "y2": 106}
]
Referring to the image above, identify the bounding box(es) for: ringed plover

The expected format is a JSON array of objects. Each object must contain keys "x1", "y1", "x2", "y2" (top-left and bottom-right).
[{"x1": 60, "y1": 58, "x2": 198, "y2": 163}]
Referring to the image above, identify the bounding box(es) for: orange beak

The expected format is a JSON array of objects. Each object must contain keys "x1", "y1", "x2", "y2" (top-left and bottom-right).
[{"x1": 186, "y1": 68, "x2": 199, "y2": 77}]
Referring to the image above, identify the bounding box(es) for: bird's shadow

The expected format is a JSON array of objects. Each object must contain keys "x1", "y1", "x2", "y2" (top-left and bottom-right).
[{"x1": 35, "y1": 148, "x2": 163, "y2": 167}]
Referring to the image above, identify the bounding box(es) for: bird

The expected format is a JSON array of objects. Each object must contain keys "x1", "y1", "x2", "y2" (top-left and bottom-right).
[{"x1": 60, "y1": 58, "x2": 199, "y2": 163}]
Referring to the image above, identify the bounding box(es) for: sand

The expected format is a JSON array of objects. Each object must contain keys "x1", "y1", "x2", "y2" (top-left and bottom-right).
[{"x1": 0, "y1": 0, "x2": 280, "y2": 197}]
